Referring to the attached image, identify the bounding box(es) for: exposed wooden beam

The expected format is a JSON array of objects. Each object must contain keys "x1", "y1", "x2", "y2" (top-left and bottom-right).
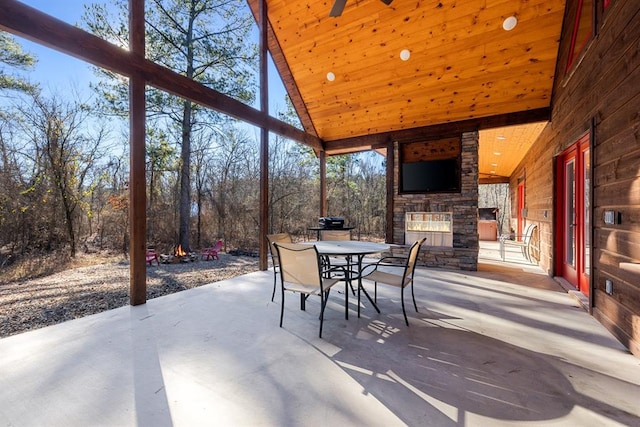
[
  {"x1": 479, "y1": 176, "x2": 510, "y2": 185},
  {"x1": 0, "y1": 0, "x2": 322, "y2": 151},
  {"x1": 323, "y1": 108, "x2": 551, "y2": 155},
  {"x1": 323, "y1": 145, "x2": 378, "y2": 156}
]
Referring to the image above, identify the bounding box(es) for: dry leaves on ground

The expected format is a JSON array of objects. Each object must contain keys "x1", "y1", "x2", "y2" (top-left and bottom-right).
[{"x1": 0, "y1": 253, "x2": 259, "y2": 338}]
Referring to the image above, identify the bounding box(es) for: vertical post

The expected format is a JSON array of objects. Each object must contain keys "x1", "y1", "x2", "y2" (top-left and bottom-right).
[
  {"x1": 258, "y1": 0, "x2": 269, "y2": 271},
  {"x1": 319, "y1": 150, "x2": 327, "y2": 217},
  {"x1": 129, "y1": 0, "x2": 147, "y2": 305},
  {"x1": 385, "y1": 140, "x2": 395, "y2": 243}
]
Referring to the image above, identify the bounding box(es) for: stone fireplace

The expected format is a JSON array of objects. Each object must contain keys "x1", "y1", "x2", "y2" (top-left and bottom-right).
[{"x1": 391, "y1": 131, "x2": 479, "y2": 270}]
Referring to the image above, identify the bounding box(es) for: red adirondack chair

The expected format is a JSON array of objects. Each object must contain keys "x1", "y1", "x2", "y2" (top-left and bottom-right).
[
  {"x1": 146, "y1": 248, "x2": 159, "y2": 266},
  {"x1": 201, "y1": 239, "x2": 223, "y2": 260}
]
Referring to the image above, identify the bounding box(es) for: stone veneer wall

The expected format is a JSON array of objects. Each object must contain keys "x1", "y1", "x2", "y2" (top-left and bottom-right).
[{"x1": 391, "y1": 131, "x2": 479, "y2": 270}]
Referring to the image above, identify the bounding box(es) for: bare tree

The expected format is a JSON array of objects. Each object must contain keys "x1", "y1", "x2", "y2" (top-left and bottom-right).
[
  {"x1": 479, "y1": 183, "x2": 511, "y2": 235},
  {"x1": 207, "y1": 129, "x2": 254, "y2": 245},
  {"x1": 0, "y1": 118, "x2": 22, "y2": 251},
  {"x1": 191, "y1": 128, "x2": 218, "y2": 248},
  {"x1": 267, "y1": 134, "x2": 318, "y2": 235},
  {"x1": 351, "y1": 152, "x2": 386, "y2": 238},
  {"x1": 145, "y1": 127, "x2": 176, "y2": 242},
  {"x1": 83, "y1": 0, "x2": 257, "y2": 252},
  {"x1": 17, "y1": 91, "x2": 109, "y2": 257}
]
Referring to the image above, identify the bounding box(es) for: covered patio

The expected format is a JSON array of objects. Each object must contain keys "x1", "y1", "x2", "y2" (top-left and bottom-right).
[
  {"x1": 1, "y1": 244, "x2": 638, "y2": 426},
  {"x1": 0, "y1": 0, "x2": 563, "y2": 300},
  {"x1": 1, "y1": 3, "x2": 638, "y2": 424}
]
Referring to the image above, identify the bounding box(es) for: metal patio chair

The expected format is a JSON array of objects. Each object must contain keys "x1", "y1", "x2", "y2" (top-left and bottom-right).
[
  {"x1": 266, "y1": 233, "x2": 293, "y2": 301},
  {"x1": 274, "y1": 242, "x2": 341, "y2": 338},
  {"x1": 360, "y1": 238, "x2": 426, "y2": 326}
]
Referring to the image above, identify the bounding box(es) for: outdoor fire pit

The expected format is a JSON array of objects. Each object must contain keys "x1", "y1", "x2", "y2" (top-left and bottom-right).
[{"x1": 159, "y1": 245, "x2": 198, "y2": 263}]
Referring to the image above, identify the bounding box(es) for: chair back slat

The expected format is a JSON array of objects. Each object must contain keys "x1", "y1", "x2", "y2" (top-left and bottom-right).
[
  {"x1": 524, "y1": 224, "x2": 539, "y2": 260},
  {"x1": 267, "y1": 233, "x2": 292, "y2": 264},
  {"x1": 404, "y1": 237, "x2": 426, "y2": 281},
  {"x1": 319, "y1": 229, "x2": 351, "y2": 241},
  {"x1": 275, "y1": 243, "x2": 321, "y2": 286},
  {"x1": 522, "y1": 224, "x2": 537, "y2": 243},
  {"x1": 274, "y1": 242, "x2": 339, "y2": 338}
]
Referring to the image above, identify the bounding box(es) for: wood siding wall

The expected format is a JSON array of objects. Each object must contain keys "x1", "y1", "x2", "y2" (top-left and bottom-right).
[{"x1": 511, "y1": 0, "x2": 640, "y2": 356}]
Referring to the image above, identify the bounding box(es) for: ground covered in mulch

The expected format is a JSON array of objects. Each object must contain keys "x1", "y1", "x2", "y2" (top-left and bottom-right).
[{"x1": 0, "y1": 252, "x2": 260, "y2": 338}]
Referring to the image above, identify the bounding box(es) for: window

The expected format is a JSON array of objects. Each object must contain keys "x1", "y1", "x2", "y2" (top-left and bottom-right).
[{"x1": 566, "y1": 0, "x2": 594, "y2": 71}]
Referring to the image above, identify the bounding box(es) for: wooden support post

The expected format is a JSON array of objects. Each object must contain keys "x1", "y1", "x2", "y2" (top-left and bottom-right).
[
  {"x1": 258, "y1": 0, "x2": 269, "y2": 271},
  {"x1": 129, "y1": 0, "x2": 147, "y2": 305},
  {"x1": 259, "y1": 129, "x2": 268, "y2": 271},
  {"x1": 319, "y1": 150, "x2": 327, "y2": 217},
  {"x1": 385, "y1": 140, "x2": 395, "y2": 243}
]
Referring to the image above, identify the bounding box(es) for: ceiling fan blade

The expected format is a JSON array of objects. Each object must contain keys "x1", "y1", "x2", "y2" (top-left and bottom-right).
[
  {"x1": 380, "y1": 0, "x2": 393, "y2": 5},
  {"x1": 329, "y1": 0, "x2": 347, "y2": 17}
]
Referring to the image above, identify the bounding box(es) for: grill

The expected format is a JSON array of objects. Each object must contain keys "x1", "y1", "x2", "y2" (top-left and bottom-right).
[{"x1": 318, "y1": 216, "x2": 345, "y2": 229}]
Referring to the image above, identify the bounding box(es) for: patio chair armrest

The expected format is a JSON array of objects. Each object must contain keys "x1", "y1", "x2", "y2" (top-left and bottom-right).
[
  {"x1": 503, "y1": 239, "x2": 526, "y2": 244},
  {"x1": 360, "y1": 256, "x2": 405, "y2": 276},
  {"x1": 377, "y1": 256, "x2": 408, "y2": 266},
  {"x1": 500, "y1": 233, "x2": 527, "y2": 239}
]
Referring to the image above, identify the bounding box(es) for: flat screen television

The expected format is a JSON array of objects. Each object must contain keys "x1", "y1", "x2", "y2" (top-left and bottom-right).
[{"x1": 400, "y1": 158, "x2": 461, "y2": 193}]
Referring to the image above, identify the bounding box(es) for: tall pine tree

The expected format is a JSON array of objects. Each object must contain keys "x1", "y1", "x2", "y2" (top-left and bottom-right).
[
  {"x1": 82, "y1": 0, "x2": 256, "y2": 251},
  {"x1": 0, "y1": 32, "x2": 38, "y2": 94}
]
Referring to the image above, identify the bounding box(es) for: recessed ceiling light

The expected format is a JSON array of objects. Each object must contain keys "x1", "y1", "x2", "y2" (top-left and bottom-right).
[
  {"x1": 490, "y1": 171, "x2": 496, "y2": 174},
  {"x1": 400, "y1": 49, "x2": 411, "y2": 61},
  {"x1": 491, "y1": 163, "x2": 498, "y2": 167},
  {"x1": 494, "y1": 152, "x2": 502, "y2": 156},
  {"x1": 326, "y1": 72, "x2": 335, "y2": 81},
  {"x1": 497, "y1": 135, "x2": 506, "y2": 140},
  {"x1": 503, "y1": 16, "x2": 517, "y2": 31}
]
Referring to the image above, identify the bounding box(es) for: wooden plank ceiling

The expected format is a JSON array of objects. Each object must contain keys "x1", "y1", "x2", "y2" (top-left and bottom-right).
[
  {"x1": 248, "y1": 0, "x2": 564, "y2": 178},
  {"x1": 478, "y1": 121, "x2": 547, "y2": 182}
]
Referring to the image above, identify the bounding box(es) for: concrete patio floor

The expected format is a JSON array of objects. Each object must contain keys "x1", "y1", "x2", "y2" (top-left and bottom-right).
[{"x1": 1, "y1": 242, "x2": 639, "y2": 426}]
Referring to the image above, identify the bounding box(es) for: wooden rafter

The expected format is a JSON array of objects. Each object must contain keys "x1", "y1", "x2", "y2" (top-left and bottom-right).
[{"x1": 323, "y1": 108, "x2": 551, "y2": 156}]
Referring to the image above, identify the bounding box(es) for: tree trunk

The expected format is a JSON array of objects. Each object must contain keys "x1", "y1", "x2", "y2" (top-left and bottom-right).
[
  {"x1": 196, "y1": 188, "x2": 202, "y2": 248},
  {"x1": 63, "y1": 197, "x2": 76, "y2": 257},
  {"x1": 148, "y1": 166, "x2": 155, "y2": 241},
  {"x1": 178, "y1": 99, "x2": 192, "y2": 252},
  {"x1": 177, "y1": 4, "x2": 197, "y2": 253}
]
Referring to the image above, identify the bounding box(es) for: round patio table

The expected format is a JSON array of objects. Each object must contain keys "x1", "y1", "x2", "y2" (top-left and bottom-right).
[{"x1": 303, "y1": 240, "x2": 390, "y2": 319}]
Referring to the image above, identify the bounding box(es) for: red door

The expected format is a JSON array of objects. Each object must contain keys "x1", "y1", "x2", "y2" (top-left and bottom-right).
[{"x1": 556, "y1": 134, "x2": 590, "y2": 295}]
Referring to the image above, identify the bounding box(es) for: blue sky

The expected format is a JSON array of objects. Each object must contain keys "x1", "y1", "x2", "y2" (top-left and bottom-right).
[
  {"x1": 16, "y1": 0, "x2": 289, "y2": 115},
  {"x1": 18, "y1": 0, "x2": 96, "y2": 93}
]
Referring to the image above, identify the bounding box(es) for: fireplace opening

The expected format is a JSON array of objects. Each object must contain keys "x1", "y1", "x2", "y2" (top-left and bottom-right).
[{"x1": 405, "y1": 212, "x2": 453, "y2": 247}]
